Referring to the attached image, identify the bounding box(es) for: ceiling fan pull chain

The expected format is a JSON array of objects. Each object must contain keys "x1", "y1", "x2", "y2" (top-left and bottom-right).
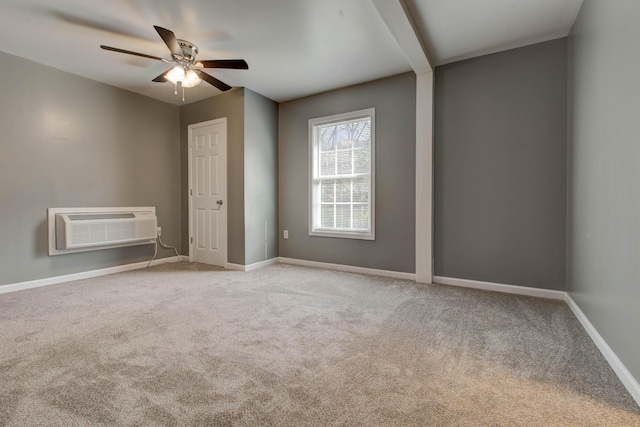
[
  {"x1": 182, "y1": 85, "x2": 185, "y2": 103},
  {"x1": 174, "y1": 82, "x2": 178, "y2": 95}
]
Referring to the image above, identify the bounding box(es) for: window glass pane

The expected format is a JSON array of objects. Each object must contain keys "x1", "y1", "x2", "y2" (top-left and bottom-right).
[
  {"x1": 352, "y1": 177, "x2": 368, "y2": 203},
  {"x1": 321, "y1": 180, "x2": 335, "y2": 203},
  {"x1": 320, "y1": 151, "x2": 335, "y2": 177},
  {"x1": 352, "y1": 120, "x2": 371, "y2": 148},
  {"x1": 321, "y1": 205, "x2": 334, "y2": 228},
  {"x1": 352, "y1": 205, "x2": 369, "y2": 230},
  {"x1": 336, "y1": 204, "x2": 351, "y2": 229},
  {"x1": 336, "y1": 123, "x2": 353, "y2": 150},
  {"x1": 354, "y1": 147, "x2": 369, "y2": 174},
  {"x1": 320, "y1": 126, "x2": 336, "y2": 152},
  {"x1": 336, "y1": 180, "x2": 351, "y2": 203},
  {"x1": 336, "y1": 150, "x2": 352, "y2": 175}
]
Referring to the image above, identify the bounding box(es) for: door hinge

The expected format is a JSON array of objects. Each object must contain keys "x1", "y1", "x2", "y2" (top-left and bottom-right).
[
  {"x1": 190, "y1": 189, "x2": 193, "y2": 196},
  {"x1": 190, "y1": 237, "x2": 193, "y2": 244}
]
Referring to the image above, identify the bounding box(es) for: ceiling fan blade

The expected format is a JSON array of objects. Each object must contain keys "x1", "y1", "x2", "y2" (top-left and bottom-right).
[
  {"x1": 100, "y1": 45, "x2": 164, "y2": 61},
  {"x1": 152, "y1": 71, "x2": 170, "y2": 83},
  {"x1": 154, "y1": 25, "x2": 183, "y2": 58},
  {"x1": 199, "y1": 59, "x2": 249, "y2": 70},
  {"x1": 196, "y1": 70, "x2": 232, "y2": 91}
]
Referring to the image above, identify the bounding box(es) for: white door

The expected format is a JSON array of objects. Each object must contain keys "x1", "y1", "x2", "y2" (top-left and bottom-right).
[{"x1": 189, "y1": 119, "x2": 227, "y2": 266}]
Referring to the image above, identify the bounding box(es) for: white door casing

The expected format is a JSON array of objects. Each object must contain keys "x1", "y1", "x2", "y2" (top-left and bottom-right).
[{"x1": 188, "y1": 118, "x2": 227, "y2": 266}]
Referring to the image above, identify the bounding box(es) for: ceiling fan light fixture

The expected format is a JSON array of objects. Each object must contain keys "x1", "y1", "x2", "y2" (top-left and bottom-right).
[
  {"x1": 181, "y1": 69, "x2": 202, "y2": 88},
  {"x1": 166, "y1": 64, "x2": 185, "y2": 84}
]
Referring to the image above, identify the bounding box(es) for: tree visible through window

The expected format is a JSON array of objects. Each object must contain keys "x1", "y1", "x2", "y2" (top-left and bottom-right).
[{"x1": 309, "y1": 108, "x2": 375, "y2": 240}]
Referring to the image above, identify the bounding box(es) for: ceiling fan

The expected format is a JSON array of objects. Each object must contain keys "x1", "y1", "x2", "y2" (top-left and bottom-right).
[{"x1": 100, "y1": 25, "x2": 248, "y2": 101}]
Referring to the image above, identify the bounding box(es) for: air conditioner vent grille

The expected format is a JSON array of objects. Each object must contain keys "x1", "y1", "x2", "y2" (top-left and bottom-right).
[{"x1": 48, "y1": 207, "x2": 157, "y2": 255}]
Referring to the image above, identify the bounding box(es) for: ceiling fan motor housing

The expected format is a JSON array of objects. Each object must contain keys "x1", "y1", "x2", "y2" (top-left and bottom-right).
[{"x1": 176, "y1": 40, "x2": 198, "y2": 62}]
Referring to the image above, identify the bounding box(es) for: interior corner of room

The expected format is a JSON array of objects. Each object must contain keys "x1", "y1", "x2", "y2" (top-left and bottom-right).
[{"x1": 0, "y1": 0, "x2": 639, "y2": 416}]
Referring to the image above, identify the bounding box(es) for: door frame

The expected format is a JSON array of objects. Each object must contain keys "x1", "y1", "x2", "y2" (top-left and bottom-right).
[{"x1": 187, "y1": 117, "x2": 228, "y2": 264}]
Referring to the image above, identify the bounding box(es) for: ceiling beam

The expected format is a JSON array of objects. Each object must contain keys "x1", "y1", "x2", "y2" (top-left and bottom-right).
[
  {"x1": 370, "y1": 0, "x2": 433, "y2": 73},
  {"x1": 372, "y1": 0, "x2": 434, "y2": 284}
]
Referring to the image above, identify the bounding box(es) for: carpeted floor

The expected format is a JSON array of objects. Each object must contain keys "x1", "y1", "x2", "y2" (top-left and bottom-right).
[{"x1": 1, "y1": 262, "x2": 639, "y2": 426}]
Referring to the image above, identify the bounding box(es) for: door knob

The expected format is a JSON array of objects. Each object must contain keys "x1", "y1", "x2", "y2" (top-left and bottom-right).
[{"x1": 217, "y1": 200, "x2": 223, "y2": 205}]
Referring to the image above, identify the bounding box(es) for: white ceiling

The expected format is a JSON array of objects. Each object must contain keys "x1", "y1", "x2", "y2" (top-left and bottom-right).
[
  {"x1": 407, "y1": 0, "x2": 584, "y2": 65},
  {"x1": 0, "y1": 0, "x2": 583, "y2": 105}
]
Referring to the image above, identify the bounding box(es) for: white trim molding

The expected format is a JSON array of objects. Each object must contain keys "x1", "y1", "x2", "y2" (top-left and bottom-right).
[
  {"x1": 278, "y1": 257, "x2": 416, "y2": 281},
  {"x1": 433, "y1": 276, "x2": 565, "y2": 300},
  {"x1": 224, "y1": 258, "x2": 279, "y2": 272},
  {"x1": 224, "y1": 263, "x2": 245, "y2": 271},
  {"x1": 565, "y1": 294, "x2": 640, "y2": 406},
  {"x1": 246, "y1": 258, "x2": 279, "y2": 272},
  {"x1": 0, "y1": 255, "x2": 187, "y2": 295}
]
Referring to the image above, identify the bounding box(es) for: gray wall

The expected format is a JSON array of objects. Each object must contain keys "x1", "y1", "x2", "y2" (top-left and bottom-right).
[
  {"x1": 279, "y1": 72, "x2": 416, "y2": 273},
  {"x1": 244, "y1": 89, "x2": 279, "y2": 265},
  {"x1": 179, "y1": 89, "x2": 246, "y2": 265},
  {"x1": 0, "y1": 51, "x2": 181, "y2": 287},
  {"x1": 568, "y1": 0, "x2": 640, "y2": 381},
  {"x1": 434, "y1": 39, "x2": 568, "y2": 290}
]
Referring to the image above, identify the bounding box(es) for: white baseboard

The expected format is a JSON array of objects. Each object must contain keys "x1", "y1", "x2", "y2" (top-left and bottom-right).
[
  {"x1": 433, "y1": 276, "x2": 565, "y2": 300},
  {"x1": 245, "y1": 258, "x2": 279, "y2": 272},
  {"x1": 151, "y1": 255, "x2": 189, "y2": 265},
  {"x1": 278, "y1": 257, "x2": 416, "y2": 281},
  {"x1": 564, "y1": 294, "x2": 640, "y2": 406},
  {"x1": 0, "y1": 255, "x2": 187, "y2": 295},
  {"x1": 224, "y1": 262, "x2": 245, "y2": 271},
  {"x1": 225, "y1": 258, "x2": 279, "y2": 272}
]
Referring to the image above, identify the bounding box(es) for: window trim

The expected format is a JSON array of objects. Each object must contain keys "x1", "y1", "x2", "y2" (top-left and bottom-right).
[{"x1": 308, "y1": 108, "x2": 375, "y2": 240}]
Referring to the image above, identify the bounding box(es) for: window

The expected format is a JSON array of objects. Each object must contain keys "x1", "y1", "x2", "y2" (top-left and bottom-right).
[{"x1": 309, "y1": 108, "x2": 375, "y2": 240}]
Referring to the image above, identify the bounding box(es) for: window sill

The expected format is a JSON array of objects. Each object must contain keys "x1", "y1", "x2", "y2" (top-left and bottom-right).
[{"x1": 309, "y1": 229, "x2": 375, "y2": 241}]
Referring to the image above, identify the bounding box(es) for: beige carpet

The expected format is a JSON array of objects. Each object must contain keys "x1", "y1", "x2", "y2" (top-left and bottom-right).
[{"x1": 1, "y1": 262, "x2": 639, "y2": 426}]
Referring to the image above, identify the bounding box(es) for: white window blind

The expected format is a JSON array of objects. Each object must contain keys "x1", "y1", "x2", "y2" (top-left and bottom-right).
[{"x1": 309, "y1": 108, "x2": 375, "y2": 240}]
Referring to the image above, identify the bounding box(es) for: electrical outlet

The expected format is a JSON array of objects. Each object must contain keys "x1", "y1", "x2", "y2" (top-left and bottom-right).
[
  {"x1": 283, "y1": 229, "x2": 289, "y2": 239},
  {"x1": 157, "y1": 226, "x2": 162, "y2": 237}
]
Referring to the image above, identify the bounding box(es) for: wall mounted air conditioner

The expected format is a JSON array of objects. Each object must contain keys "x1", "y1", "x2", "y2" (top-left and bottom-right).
[{"x1": 48, "y1": 207, "x2": 157, "y2": 256}]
